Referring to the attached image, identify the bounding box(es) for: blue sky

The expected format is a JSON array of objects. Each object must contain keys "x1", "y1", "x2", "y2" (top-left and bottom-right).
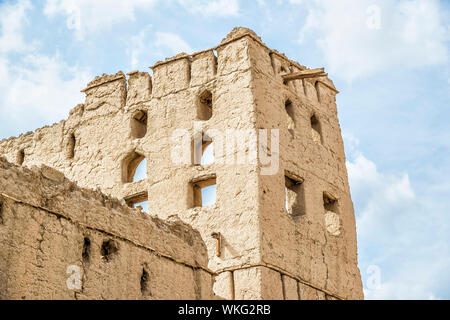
[{"x1": 0, "y1": 0, "x2": 449, "y2": 299}]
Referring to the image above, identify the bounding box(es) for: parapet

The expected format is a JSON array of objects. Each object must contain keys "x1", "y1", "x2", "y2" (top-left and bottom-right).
[
  {"x1": 81, "y1": 71, "x2": 127, "y2": 117},
  {"x1": 81, "y1": 71, "x2": 127, "y2": 92},
  {"x1": 126, "y1": 71, "x2": 152, "y2": 106},
  {"x1": 0, "y1": 27, "x2": 340, "y2": 155},
  {"x1": 151, "y1": 53, "x2": 192, "y2": 97}
]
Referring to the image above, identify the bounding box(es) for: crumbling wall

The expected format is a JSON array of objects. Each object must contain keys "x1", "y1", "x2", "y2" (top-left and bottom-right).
[{"x1": 0, "y1": 158, "x2": 214, "y2": 299}]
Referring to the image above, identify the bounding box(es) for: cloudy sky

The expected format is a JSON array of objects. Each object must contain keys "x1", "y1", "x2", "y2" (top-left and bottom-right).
[{"x1": 0, "y1": 0, "x2": 448, "y2": 299}]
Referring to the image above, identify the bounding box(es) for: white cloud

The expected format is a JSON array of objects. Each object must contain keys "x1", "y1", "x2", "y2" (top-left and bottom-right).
[
  {"x1": 0, "y1": 0, "x2": 32, "y2": 53},
  {"x1": 362, "y1": 243, "x2": 450, "y2": 300},
  {"x1": 128, "y1": 27, "x2": 151, "y2": 69},
  {"x1": 366, "y1": 278, "x2": 437, "y2": 300},
  {"x1": 347, "y1": 152, "x2": 415, "y2": 239},
  {"x1": 0, "y1": 1, "x2": 91, "y2": 133},
  {"x1": 0, "y1": 53, "x2": 91, "y2": 124},
  {"x1": 126, "y1": 28, "x2": 192, "y2": 70},
  {"x1": 155, "y1": 31, "x2": 192, "y2": 54},
  {"x1": 345, "y1": 133, "x2": 450, "y2": 299},
  {"x1": 178, "y1": 0, "x2": 239, "y2": 17},
  {"x1": 43, "y1": 0, "x2": 238, "y2": 40},
  {"x1": 297, "y1": 0, "x2": 449, "y2": 80},
  {"x1": 44, "y1": 0, "x2": 157, "y2": 40}
]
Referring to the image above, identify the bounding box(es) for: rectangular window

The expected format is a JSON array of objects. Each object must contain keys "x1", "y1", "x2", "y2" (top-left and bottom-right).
[
  {"x1": 191, "y1": 174, "x2": 216, "y2": 207},
  {"x1": 197, "y1": 90, "x2": 213, "y2": 121},
  {"x1": 323, "y1": 192, "x2": 341, "y2": 236},
  {"x1": 124, "y1": 191, "x2": 149, "y2": 213},
  {"x1": 285, "y1": 171, "x2": 305, "y2": 217},
  {"x1": 323, "y1": 192, "x2": 338, "y2": 213}
]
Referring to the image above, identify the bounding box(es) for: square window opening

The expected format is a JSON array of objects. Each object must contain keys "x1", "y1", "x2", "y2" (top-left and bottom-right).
[
  {"x1": 191, "y1": 176, "x2": 216, "y2": 208},
  {"x1": 285, "y1": 173, "x2": 305, "y2": 217},
  {"x1": 323, "y1": 192, "x2": 338, "y2": 213}
]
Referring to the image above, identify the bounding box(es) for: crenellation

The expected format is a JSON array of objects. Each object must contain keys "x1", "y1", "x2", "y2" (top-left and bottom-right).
[
  {"x1": 220, "y1": 27, "x2": 263, "y2": 45},
  {"x1": 81, "y1": 71, "x2": 127, "y2": 93},
  {"x1": 151, "y1": 56, "x2": 192, "y2": 97},
  {"x1": 152, "y1": 52, "x2": 191, "y2": 69},
  {"x1": 190, "y1": 50, "x2": 217, "y2": 87},
  {"x1": 217, "y1": 36, "x2": 253, "y2": 76},
  {"x1": 269, "y1": 48, "x2": 307, "y2": 73},
  {"x1": 82, "y1": 71, "x2": 127, "y2": 118},
  {"x1": 248, "y1": 42, "x2": 331, "y2": 125},
  {"x1": 270, "y1": 52, "x2": 292, "y2": 76},
  {"x1": 126, "y1": 71, "x2": 152, "y2": 106},
  {"x1": 68, "y1": 103, "x2": 85, "y2": 118}
]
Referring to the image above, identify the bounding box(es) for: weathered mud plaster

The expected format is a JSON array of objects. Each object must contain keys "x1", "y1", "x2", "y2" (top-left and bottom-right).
[{"x1": 0, "y1": 27, "x2": 363, "y2": 300}]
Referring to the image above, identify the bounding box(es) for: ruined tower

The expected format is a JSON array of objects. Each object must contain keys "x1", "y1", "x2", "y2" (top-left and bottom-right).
[{"x1": 0, "y1": 28, "x2": 363, "y2": 300}]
